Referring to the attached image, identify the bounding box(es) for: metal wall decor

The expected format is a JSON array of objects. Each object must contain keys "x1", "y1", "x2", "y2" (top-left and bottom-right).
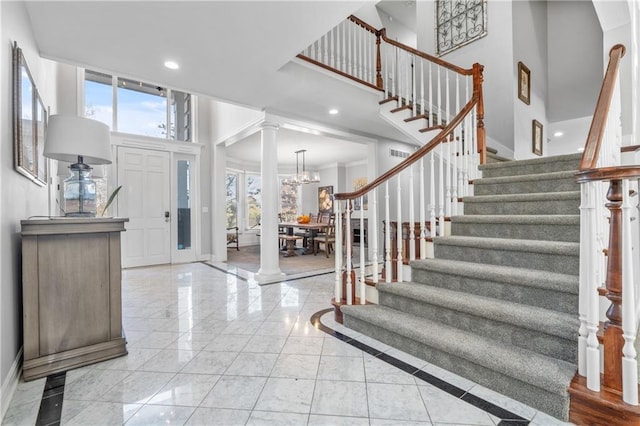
[
  {"x1": 436, "y1": 0, "x2": 487, "y2": 56},
  {"x1": 13, "y1": 42, "x2": 47, "y2": 186}
]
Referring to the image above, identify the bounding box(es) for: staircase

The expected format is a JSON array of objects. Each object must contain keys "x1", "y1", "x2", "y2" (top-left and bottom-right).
[{"x1": 341, "y1": 153, "x2": 583, "y2": 420}]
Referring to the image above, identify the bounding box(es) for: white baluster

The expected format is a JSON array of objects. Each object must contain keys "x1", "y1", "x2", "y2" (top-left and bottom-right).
[
  {"x1": 385, "y1": 182, "x2": 391, "y2": 283},
  {"x1": 322, "y1": 34, "x2": 328, "y2": 65},
  {"x1": 348, "y1": 22, "x2": 353, "y2": 77},
  {"x1": 430, "y1": 151, "x2": 437, "y2": 241},
  {"x1": 396, "y1": 175, "x2": 403, "y2": 282},
  {"x1": 428, "y1": 63, "x2": 433, "y2": 125},
  {"x1": 621, "y1": 179, "x2": 638, "y2": 404},
  {"x1": 371, "y1": 189, "x2": 379, "y2": 285},
  {"x1": 437, "y1": 66, "x2": 441, "y2": 126},
  {"x1": 335, "y1": 203, "x2": 343, "y2": 303},
  {"x1": 409, "y1": 164, "x2": 416, "y2": 261},
  {"x1": 445, "y1": 71, "x2": 452, "y2": 218},
  {"x1": 346, "y1": 202, "x2": 353, "y2": 305},
  {"x1": 420, "y1": 156, "x2": 427, "y2": 260},
  {"x1": 420, "y1": 60, "x2": 425, "y2": 116},
  {"x1": 452, "y1": 75, "x2": 460, "y2": 215},
  {"x1": 584, "y1": 181, "x2": 601, "y2": 391},
  {"x1": 412, "y1": 57, "x2": 417, "y2": 115},
  {"x1": 439, "y1": 142, "x2": 445, "y2": 236},
  {"x1": 384, "y1": 42, "x2": 389, "y2": 96},
  {"x1": 360, "y1": 198, "x2": 366, "y2": 304},
  {"x1": 359, "y1": 26, "x2": 364, "y2": 81},
  {"x1": 337, "y1": 22, "x2": 343, "y2": 71}
]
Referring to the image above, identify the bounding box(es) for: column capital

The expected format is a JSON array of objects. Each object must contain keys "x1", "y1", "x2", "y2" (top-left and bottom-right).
[{"x1": 260, "y1": 122, "x2": 280, "y2": 132}]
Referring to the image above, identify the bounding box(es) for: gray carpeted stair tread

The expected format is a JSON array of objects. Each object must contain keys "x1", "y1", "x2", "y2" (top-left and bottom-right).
[
  {"x1": 376, "y1": 282, "x2": 578, "y2": 341},
  {"x1": 475, "y1": 170, "x2": 576, "y2": 185},
  {"x1": 410, "y1": 258, "x2": 578, "y2": 294},
  {"x1": 433, "y1": 235, "x2": 579, "y2": 255},
  {"x1": 341, "y1": 304, "x2": 577, "y2": 395},
  {"x1": 479, "y1": 153, "x2": 581, "y2": 176},
  {"x1": 463, "y1": 191, "x2": 580, "y2": 204},
  {"x1": 479, "y1": 153, "x2": 581, "y2": 171},
  {"x1": 451, "y1": 215, "x2": 579, "y2": 225}
]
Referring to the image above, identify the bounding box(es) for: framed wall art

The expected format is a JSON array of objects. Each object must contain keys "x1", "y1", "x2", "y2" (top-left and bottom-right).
[
  {"x1": 318, "y1": 186, "x2": 333, "y2": 213},
  {"x1": 532, "y1": 119, "x2": 543, "y2": 156},
  {"x1": 353, "y1": 177, "x2": 368, "y2": 211},
  {"x1": 518, "y1": 61, "x2": 531, "y2": 105},
  {"x1": 13, "y1": 42, "x2": 47, "y2": 186},
  {"x1": 436, "y1": 0, "x2": 488, "y2": 56}
]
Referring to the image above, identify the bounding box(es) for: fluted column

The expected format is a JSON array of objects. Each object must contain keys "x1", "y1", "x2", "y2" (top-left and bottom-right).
[{"x1": 255, "y1": 122, "x2": 285, "y2": 283}]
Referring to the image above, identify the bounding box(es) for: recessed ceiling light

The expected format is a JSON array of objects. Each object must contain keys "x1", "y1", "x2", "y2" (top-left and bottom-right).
[
  {"x1": 577, "y1": 147, "x2": 585, "y2": 152},
  {"x1": 553, "y1": 131, "x2": 564, "y2": 137},
  {"x1": 329, "y1": 108, "x2": 339, "y2": 115},
  {"x1": 164, "y1": 61, "x2": 179, "y2": 70}
]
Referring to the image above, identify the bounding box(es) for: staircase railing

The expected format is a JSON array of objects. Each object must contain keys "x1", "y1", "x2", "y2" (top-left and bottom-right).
[
  {"x1": 574, "y1": 44, "x2": 640, "y2": 407},
  {"x1": 297, "y1": 15, "x2": 484, "y2": 310},
  {"x1": 298, "y1": 15, "x2": 486, "y2": 162}
]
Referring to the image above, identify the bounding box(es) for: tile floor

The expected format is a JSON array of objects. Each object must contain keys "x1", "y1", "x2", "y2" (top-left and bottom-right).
[{"x1": 2, "y1": 262, "x2": 572, "y2": 425}]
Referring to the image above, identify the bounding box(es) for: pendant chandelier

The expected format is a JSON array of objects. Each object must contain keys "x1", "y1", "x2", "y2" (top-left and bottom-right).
[{"x1": 285, "y1": 149, "x2": 320, "y2": 185}]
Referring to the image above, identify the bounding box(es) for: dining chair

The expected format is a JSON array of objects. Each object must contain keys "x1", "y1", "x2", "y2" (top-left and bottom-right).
[{"x1": 313, "y1": 215, "x2": 336, "y2": 257}]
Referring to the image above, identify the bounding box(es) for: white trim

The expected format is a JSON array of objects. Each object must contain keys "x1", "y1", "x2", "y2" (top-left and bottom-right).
[
  {"x1": 1, "y1": 348, "x2": 22, "y2": 420},
  {"x1": 111, "y1": 133, "x2": 203, "y2": 155}
]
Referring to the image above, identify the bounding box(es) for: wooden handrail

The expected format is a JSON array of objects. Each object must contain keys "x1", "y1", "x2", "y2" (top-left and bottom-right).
[
  {"x1": 335, "y1": 95, "x2": 479, "y2": 201},
  {"x1": 579, "y1": 44, "x2": 626, "y2": 170},
  {"x1": 347, "y1": 15, "x2": 379, "y2": 34},
  {"x1": 575, "y1": 165, "x2": 640, "y2": 183}
]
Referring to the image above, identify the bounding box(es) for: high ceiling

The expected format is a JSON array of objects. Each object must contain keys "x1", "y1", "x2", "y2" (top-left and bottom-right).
[{"x1": 25, "y1": 1, "x2": 414, "y2": 148}]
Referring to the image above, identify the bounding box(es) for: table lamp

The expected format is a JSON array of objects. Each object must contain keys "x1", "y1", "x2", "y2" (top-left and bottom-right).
[{"x1": 44, "y1": 115, "x2": 112, "y2": 217}]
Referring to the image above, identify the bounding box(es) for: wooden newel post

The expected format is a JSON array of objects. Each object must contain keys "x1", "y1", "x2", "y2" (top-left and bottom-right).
[
  {"x1": 375, "y1": 31, "x2": 383, "y2": 89},
  {"x1": 604, "y1": 178, "x2": 624, "y2": 392},
  {"x1": 473, "y1": 63, "x2": 486, "y2": 165}
]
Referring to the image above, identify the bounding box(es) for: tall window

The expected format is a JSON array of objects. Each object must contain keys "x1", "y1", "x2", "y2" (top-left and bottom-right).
[
  {"x1": 84, "y1": 69, "x2": 193, "y2": 141},
  {"x1": 84, "y1": 70, "x2": 113, "y2": 129},
  {"x1": 246, "y1": 174, "x2": 261, "y2": 229},
  {"x1": 225, "y1": 173, "x2": 238, "y2": 229}
]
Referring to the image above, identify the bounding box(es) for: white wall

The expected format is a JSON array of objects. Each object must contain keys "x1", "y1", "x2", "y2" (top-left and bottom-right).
[
  {"x1": 210, "y1": 100, "x2": 264, "y2": 145},
  {"x1": 513, "y1": 0, "x2": 549, "y2": 159},
  {"x1": 1, "y1": 1, "x2": 57, "y2": 413},
  {"x1": 376, "y1": 8, "x2": 416, "y2": 48},
  {"x1": 547, "y1": 116, "x2": 592, "y2": 156},
  {"x1": 417, "y1": 1, "x2": 515, "y2": 154}
]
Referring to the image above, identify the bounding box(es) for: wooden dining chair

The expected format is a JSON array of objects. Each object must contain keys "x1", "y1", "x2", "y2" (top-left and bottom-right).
[{"x1": 313, "y1": 215, "x2": 336, "y2": 257}]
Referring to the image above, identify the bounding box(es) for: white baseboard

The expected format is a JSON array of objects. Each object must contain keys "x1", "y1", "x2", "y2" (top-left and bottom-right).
[{"x1": 1, "y1": 347, "x2": 22, "y2": 420}]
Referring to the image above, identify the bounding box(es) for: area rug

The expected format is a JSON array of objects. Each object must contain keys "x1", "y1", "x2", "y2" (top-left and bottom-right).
[{"x1": 226, "y1": 244, "x2": 362, "y2": 275}]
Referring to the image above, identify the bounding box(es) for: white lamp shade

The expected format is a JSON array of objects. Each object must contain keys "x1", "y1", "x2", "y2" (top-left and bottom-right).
[{"x1": 44, "y1": 115, "x2": 112, "y2": 164}]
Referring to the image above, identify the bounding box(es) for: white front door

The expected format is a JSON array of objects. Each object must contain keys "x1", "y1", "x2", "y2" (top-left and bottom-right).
[{"x1": 118, "y1": 147, "x2": 171, "y2": 268}]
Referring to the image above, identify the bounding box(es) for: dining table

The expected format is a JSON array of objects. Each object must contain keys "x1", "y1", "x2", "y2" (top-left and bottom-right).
[{"x1": 279, "y1": 221, "x2": 331, "y2": 256}]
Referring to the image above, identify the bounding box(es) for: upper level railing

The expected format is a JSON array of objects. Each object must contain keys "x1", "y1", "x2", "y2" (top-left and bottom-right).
[
  {"x1": 297, "y1": 16, "x2": 485, "y2": 307},
  {"x1": 574, "y1": 44, "x2": 640, "y2": 406},
  {"x1": 298, "y1": 15, "x2": 486, "y2": 163}
]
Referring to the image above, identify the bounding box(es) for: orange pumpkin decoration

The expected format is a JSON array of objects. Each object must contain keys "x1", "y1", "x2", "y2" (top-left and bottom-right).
[{"x1": 297, "y1": 215, "x2": 310, "y2": 224}]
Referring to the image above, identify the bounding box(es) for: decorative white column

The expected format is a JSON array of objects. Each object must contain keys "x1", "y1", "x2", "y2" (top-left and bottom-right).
[{"x1": 255, "y1": 122, "x2": 285, "y2": 283}]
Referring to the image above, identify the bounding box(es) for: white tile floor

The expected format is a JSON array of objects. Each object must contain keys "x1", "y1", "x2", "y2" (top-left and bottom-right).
[{"x1": 2, "y1": 262, "x2": 572, "y2": 425}]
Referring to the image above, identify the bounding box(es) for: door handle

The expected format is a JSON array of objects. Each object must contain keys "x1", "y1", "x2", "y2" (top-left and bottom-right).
[{"x1": 165, "y1": 211, "x2": 170, "y2": 222}]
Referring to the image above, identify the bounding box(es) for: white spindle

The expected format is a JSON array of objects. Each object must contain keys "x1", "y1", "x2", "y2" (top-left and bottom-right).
[
  {"x1": 360, "y1": 199, "x2": 366, "y2": 304},
  {"x1": 452, "y1": 75, "x2": 460, "y2": 215},
  {"x1": 584, "y1": 181, "x2": 601, "y2": 391},
  {"x1": 338, "y1": 22, "x2": 343, "y2": 71},
  {"x1": 322, "y1": 34, "x2": 328, "y2": 64},
  {"x1": 384, "y1": 42, "x2": 389, "y2": 96},
  {"x1": 335, "y1": 203, "x2": 343, "y2": 302},
  {"x1": 348, "y1": 23, "x2": 353, "y2": 77},
  {"x1": 445, "y1": 71, "x2": 452, "y2": 218},
  {"x1": 346, "y1": 203, "x2": 353, "y2": 305},
  {"x1": 385, "y1": 182, "x2": 391, "y2": 283},
  {"x1": 420, "y1": 60, "x2": 425, "y2": 116},
  {"x1": 428, "y1": 63, "x2": 433, "y2": 125},
  {"x1": 409, "y1": 164, "x2": 416, "y2": 261},
  {"x1": 437, "y1": 66, "x2": 441, "y2": 126},
  {"x1": 371, "y1": 189, "x2": 379, "y2": 285},
  {"x1": 420, "y1": 157, "x2": 427, "y2": 259},
  {"x1": 412, "y1": 57, "x2": 417, "y2": 115},
  {"x1": 430, "y1": 151, "x2": 437, "y2": 241},
  {"x1": 359, "y1": 26, "x2": 364, "y2": 81},
  {"x1": 396, "y1": 175, "x2": 403, "y2": 282},
  {"x1": 621, "y1": 179, "x2": 638, "y2": 404},
  {"x1": 439, "y1": 142, "x2": 445, "y2": 236}
]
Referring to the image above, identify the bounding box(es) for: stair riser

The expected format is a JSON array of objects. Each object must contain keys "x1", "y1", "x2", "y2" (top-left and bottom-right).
[
  {"x1": 343, "y1": 314, "x2": 570, "y2": 420},
  {"x1": 410, "y1": 268, "x2": 578, "y2": 314},
  {"x1": 451, "y1": 222, "x2": 580, "y2": 243},
  {"x1": 378, "y1": 291, "x2": 577, "y2": 363},
  {"x1": 464, "y1": 199, "x2": 580, "y2": 215},
  {"x1": 474, "y1": 178, "x2": 579, "y2": 196},
  {"x1": 433, "y1": 244, "x2": 579, "y2": 275},
  {"x1": 481, "y1": 159, "x2": 580, "y2": 178}
]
